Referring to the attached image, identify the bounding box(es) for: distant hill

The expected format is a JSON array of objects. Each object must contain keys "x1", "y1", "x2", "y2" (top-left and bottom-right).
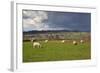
[
  {"x1": 23, "y1": 30, "x2": 74, "y2": 34},
  {"x1": 23, "y1": 29, "x2": 90, "y2": 34}
]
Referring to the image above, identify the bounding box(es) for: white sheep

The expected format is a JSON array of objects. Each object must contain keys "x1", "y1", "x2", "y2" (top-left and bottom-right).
[
  {"x1": 73, "y1": 41, "x2": 77, "y2": 45},
  {"x1": 61, "y1": 40, "x2": 65, "y2": 43},
  {"x1": 44, "y1": 40, "x2": 48, "y2": 43},
  {"x1": 80, "y1": 40, "x2": 84, "y2": 43},
  {"x1": 33, "y1": 42, "x2": 41, "y2": 48}
]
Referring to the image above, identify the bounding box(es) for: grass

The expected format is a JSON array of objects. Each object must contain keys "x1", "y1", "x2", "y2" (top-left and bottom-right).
[{"x1": 23, "y1": 40, "x2": 91, "y2": 62}]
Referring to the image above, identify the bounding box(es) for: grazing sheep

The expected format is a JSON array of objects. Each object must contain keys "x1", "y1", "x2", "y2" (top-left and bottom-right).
[
  {"x1": 44, "y1": 40, "x2": 48, "y2": 43},
  {"x1": 80, "y1": 40, "x2": 84, "y2": 43},
  {"x1": 33, "y1": 42, "x2": 41, "y2": 48},
  {"x1": 73, "y1": 41, "x2": 77, "y2": 45},
  {"x1": 61, "y1": 40, "x2": 65, "y2": 43}
]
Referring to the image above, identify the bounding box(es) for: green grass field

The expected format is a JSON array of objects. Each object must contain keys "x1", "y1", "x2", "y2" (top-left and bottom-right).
[{"x1": 23, "y1": 40, "x2": 91, "y2": 62}]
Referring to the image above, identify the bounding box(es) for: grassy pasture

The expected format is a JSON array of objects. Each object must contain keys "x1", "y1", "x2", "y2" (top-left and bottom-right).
[{"x1": 23, "y1": 40, "x2": 91, "y2": 62}]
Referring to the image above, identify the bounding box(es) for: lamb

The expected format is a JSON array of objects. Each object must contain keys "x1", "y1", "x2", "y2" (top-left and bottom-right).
[
  {"x1": 61, "y1": 40, "x2": 65, "y2": 43},
  {"x1": 73, "y1": 41, "x2": 77, "y2": 45},
  {"x1": 44, "y1": 40, "x2": 48, "y2": 43},
  {"x1": 80, "y1": 40, "x2": 84, "y2": 44},
  {"x1": 30, "y1": 38, "x2": 41, "y2": 48},
  {"x1": 33, "y1": 42, "x2": 41, "y2": 48}
]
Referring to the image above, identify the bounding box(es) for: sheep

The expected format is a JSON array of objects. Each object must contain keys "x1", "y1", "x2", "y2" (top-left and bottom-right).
[
  {"x1": 73, "y1": 41, "x2": 77, "y2": 45},
  {"x1": 33, "y1": 42, "x2": 41, "y2": 48},
  {"x1": 61, "y1": 40, "x2": 65, "y2": 43},
  {"x1": 80, "y1": 40, "x2": 84, "y2": 44},
  {"x1": 44, "y1": 40, "x2": 48, "y2": 43},
  {"x1": 30, "y1": 38, "x2": 41, "y2": 48}
]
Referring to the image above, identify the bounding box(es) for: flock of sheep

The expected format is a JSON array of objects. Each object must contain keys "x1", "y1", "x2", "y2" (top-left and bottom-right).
[
  {"x1": 60, "y1": 40, "x2": 84, "y2": 45},
  {"x1": 31, "y1": 39, "x2": 84, "y2": 48}
]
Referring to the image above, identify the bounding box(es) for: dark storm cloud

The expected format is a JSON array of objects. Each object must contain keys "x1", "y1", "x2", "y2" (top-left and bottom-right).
[{"x1": 47, "y1": 11, "x2": 91, "y2": 31}]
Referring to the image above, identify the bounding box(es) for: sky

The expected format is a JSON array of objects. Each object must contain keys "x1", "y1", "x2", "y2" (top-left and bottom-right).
[{"x1": 22, "y1": 10, "x2": 91, "y2": 32}]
